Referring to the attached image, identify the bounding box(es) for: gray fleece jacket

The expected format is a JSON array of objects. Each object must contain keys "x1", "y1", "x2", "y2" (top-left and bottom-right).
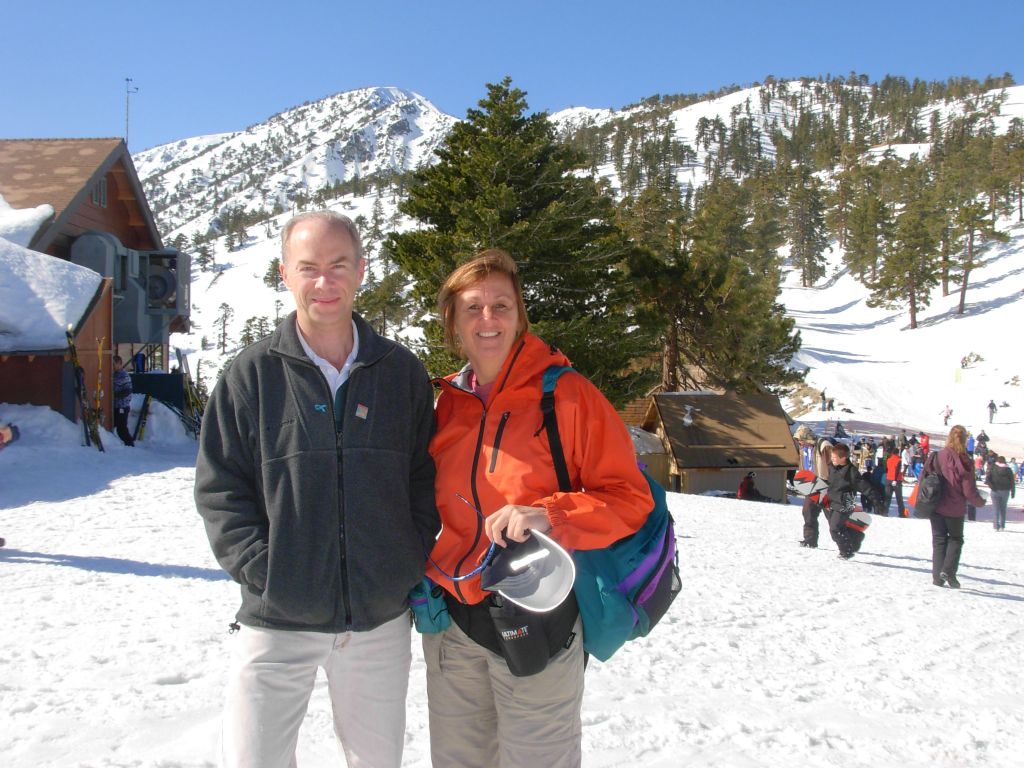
[{"x1": 195, "y1": 312, "x2": 439, "y2": 632}]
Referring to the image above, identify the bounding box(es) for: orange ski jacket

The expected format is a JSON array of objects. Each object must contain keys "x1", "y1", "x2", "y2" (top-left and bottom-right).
[{"x1": 427, "y1": 332, "x2": 653, "y2": 605}]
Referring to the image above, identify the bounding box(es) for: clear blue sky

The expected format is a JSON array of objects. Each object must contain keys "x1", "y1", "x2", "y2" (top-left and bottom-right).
[{"x1": 2, "y1": 0, "x2": 1021, "y2": 153}]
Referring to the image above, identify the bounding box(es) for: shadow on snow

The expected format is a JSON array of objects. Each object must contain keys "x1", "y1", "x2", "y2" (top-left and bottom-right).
[{"x1": 0, "y1": 548, "x2": 229, "y2": 581}]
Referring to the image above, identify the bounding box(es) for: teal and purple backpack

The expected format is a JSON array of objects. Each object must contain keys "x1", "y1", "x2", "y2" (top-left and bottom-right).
[{"x1": 541, "y1": 366, "x2": 681, "y2": 662}]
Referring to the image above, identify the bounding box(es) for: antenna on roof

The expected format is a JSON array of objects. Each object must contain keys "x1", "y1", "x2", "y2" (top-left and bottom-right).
[{"x1": 125, "y1": 77, "x2": 139, "y2": 147}]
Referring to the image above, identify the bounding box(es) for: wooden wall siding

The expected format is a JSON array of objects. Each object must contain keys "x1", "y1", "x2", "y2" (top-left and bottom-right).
[
  {"x1": 43, "y1": 161, "x2": 158, "y2": 259},
  {"x1": 74, "y1": 279, "x2": 115, "y2": 429},
  {"x1": 0, "y1": 356, "x2": 65, "y2": 412},
  {"x1": 0, "y1": 281, "x2": 112, "y2": 428}
]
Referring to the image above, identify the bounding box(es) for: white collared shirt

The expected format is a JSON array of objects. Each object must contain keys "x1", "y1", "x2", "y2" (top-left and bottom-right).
[{"x1": 296, "y1": 320, "x2": 359, "y2": 399}]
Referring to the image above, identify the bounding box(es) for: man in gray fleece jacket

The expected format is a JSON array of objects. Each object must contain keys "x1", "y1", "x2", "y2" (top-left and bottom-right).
[{"x1": 195, "y1": 211, "x2": 439, "y2": 768}]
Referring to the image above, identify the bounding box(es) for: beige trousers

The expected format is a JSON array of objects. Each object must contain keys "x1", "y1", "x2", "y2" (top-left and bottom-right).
[
  {"x1": 221, "y1": 615, "x2": 411, "y2": 768},
  {"x1": 422, "y1": 617, "x2": 584, "y2": 768}
]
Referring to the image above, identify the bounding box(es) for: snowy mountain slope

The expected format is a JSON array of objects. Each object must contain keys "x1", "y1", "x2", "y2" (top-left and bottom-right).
[
  {"x1": 134, "y1": 87, "x2": 457, "y2": 241},
  {"x1": 782, "y1": 218, "x2": 1024, "y2": 458}
]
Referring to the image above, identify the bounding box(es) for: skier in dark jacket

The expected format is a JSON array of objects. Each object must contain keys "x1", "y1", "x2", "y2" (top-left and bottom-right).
[
  {"x1": 826, "y1": 443, "x2": 882, "y2": 559},
  {"x1": 111, "y1": 355, "x2": 134, "y2": 446}
]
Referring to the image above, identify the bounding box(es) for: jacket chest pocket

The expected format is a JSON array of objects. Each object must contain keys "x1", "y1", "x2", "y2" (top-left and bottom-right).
[{"x1": 487, "y1": 411, "x2": 512, "y2": 473}]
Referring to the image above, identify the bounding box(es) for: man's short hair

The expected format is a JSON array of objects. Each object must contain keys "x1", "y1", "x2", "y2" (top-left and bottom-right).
[
  {"x1": 832, "y1": 443, "x2": 850, "y2": 458},
  {"x1": 281, "y1": 210, "x2": 364, "y2": 263},
  {"x1": 113, "y1": 355, "x2": 123, "y2": 365}
]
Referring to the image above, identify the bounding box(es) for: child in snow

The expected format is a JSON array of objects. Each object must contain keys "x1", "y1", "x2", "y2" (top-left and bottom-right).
[{"x1": 826, "y1": 443, "x2": 882, "y2": 559}]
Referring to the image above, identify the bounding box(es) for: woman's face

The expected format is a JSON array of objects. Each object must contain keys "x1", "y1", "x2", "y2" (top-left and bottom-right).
[{"x1": 453, "y1": 272, "x2": 521, "y2": 383}]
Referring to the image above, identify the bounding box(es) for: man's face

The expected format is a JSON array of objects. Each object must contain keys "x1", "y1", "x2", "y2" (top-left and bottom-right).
[
  {"x1": 831, "y1": 452, "x2": 848, "y2": 466},
  {"x1": 280, "y1": 219, "x2": 365, "y2": 335}
]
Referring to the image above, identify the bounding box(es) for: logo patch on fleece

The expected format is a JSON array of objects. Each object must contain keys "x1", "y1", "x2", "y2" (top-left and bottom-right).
[
  {"x1": 354, "y1": 403, "x2": 369, "y2": 420},
  {"x1": 314, "y1": 404, "x2": 327, "y2": 413}
]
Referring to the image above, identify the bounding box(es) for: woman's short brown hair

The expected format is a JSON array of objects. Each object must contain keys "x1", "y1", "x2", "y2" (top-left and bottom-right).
[{"x1": 437, "y1": 248, "x2": 530, "y2": 355}]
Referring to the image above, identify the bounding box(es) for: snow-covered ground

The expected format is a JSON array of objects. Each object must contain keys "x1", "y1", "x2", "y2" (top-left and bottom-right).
[{"x1": 1, "y1": 401, "x2": 1022, "y2": 767}]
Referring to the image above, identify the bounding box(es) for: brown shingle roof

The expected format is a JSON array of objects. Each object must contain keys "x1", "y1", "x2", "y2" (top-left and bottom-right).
[
  {"x1": 0, "y1": 138, "x2": 160, "y2": 252},
  {"x1": 0, "y1": 138, "x2": 123, "y2": 217}
]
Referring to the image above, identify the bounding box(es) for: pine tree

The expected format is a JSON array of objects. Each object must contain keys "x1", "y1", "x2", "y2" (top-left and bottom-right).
[
  {"x1": 786, "y1": 169, "x2": 829, "y2": 286},
  {"x1": 263, "y1": 257, "x2": 283, "y2": 290},
  {"x1": 866, "y1": 161, "x2": 941, "y2": 329},
  {"x1": 621, "y1": 177, "x2": 801, "y2": 394},
  {"x1": 194, "y1": 244, "x2": 214, "y2": 272},
  {"x1": 952, "y1": 198, "x2": 1008, "y2": 314},
  {"x1": 355, "y1": 268, "x2": 414, "y2": 339},
  {"x1": 388, "y1": 78, "x2": 649, "y2": 404},
  {"x1": 844, "y1": 164, "x2": 892, "y2": 283},
  {"x1": 216, "y1": 302, "x2": 235, "y2": 353},
  {"x1": 1002, "y1": 118, "x2": 1024, "y2": 222}
]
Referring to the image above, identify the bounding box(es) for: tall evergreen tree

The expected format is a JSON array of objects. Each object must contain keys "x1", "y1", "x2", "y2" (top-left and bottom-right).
[
  {"x1": 843, "y1": 164, "x2": 892, "y2": 283},
  {"x1": 787, "y1": 169, "x2": 829, "y2": 286},
  {"x1": 622, "y1": 177, "x2": 802, "y2": 394},
  {"x1": 215, "y1": 302, "x2": 235, "y2": 353},
  {"x1": 866, "y1": 161, "x2": 941, "y2": 329},
  {"x1": 388, "y1": 78, "x2": 650, "y2": 404}
]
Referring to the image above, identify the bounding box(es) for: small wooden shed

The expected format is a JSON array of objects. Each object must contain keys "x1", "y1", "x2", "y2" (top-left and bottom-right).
[{"x1": 639, "y1": 392, "x2": 800, "y2": 501}]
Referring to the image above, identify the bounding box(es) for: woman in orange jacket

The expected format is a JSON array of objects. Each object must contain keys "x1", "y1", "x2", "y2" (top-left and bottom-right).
[{"x1": 422, "y1": 248, "x2": 652, "y2": 768}]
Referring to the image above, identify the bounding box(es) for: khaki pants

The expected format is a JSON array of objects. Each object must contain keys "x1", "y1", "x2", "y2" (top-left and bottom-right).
[
  {"x1": 222, "y1": 614, "x2": 411, "y2": 768},
  {"x1": 422, "y1": 618, "x2": 584, "y2": 768}
]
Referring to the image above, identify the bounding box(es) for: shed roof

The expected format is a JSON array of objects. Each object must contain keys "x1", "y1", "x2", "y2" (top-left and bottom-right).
[{"x1": 644, "y1": 392, "x2": 800, "y2": 470}]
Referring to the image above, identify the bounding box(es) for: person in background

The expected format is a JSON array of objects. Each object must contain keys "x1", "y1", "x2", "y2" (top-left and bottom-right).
[
  {"x1": 919, "y1": 431, "x2": 931, "y2": 457},
  {"x1": 987, "y1": 399, "x2": 998, "y2": 423},
  {"x1": 941, "y1": 405, "x2": 952, "y2": 426},
  {"x1": 883, "y1": 447, "x2": 907, "y2": 518},
  {"x1": 859, "y1": 465, "x2": 881, "y2": 515},
  {"x1": 194, "y1": 211, "x2": 439, "y2": 768},
  {"x1": 826, "y1": 443, "x2": 882, "y2": 559},
  {"x1": 901, "y1": 443, "x2": 915, "y2": 479},
  {"x1": 423, "y1": 248, "x2": 652, "y2": 768},
  {"x1": 976, "y1": 430, "x2": 990, "y2": 458},
  {"x1": 800, "y1": 440, "x2": 833, "y2": 548},
  {"x1": 737, "y1": 471, "x2": 770, "y2": 502},
  {"x1": 111, "y1": 355, "x2": 135, "y2": 446},
  {"x1": 931, "y1": 425, "x2": 986, "y2": 589},
  {"x1": 985, "y1": 455, "x2": 1015, "y2": 532},
  {"x1": 0, "y1": 422, "x2": 20, "y2": 451}
]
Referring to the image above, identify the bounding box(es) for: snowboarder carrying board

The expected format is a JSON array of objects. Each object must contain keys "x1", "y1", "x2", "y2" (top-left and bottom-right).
[{"x1": 789, "y1": 443, "x2": 882, "y2": 558}]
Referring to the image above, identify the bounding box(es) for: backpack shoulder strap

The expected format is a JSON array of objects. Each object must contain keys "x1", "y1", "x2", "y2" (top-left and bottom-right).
[{"x1": 541, "y1": 366, "x2": 577, "y2": 493}]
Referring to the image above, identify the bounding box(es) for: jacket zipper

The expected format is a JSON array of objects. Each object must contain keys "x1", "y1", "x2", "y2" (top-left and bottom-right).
[
  {"x1": 330, "y1": 368, "x2": 358, "y2": 629},
  {"x1": 488, "y1": 411, "x2": 511, "y2": 474},
  {"x1": 453, "y1": 405, "x2": 487, "y2": 603}
]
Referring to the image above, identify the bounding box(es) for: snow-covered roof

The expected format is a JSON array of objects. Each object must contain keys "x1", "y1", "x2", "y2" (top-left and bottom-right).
[
  {"x1": 0, "y1": 192, "x2": 52, "y2": 247},
  {"x1": 0, "y1": 235, "x2": 102, "y2": 354}
]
